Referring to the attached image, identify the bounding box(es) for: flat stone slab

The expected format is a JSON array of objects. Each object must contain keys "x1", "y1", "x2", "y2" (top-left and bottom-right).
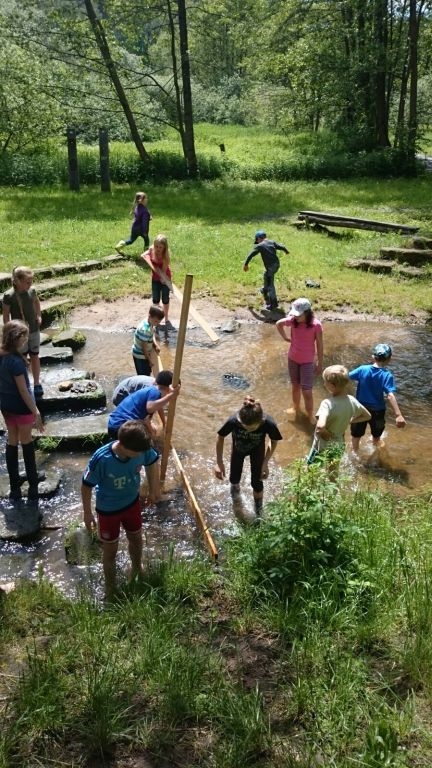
[
  {"x1": 51, "y1": 329, "x2": 87, "y2": 351},
  {"x1": 35, "y1": 413, "x2": 108, "y2": 451},
  {"x1": 40, "y1": 345, "x2": 74, "y2": 364},
  {"x1": 0, "y1": 470, "x2": 63, "y2": 540},
  {"x1": 380, "y1": 247, "x2": 432, "y2": 266},
  {"x1": 41, "y1": 367, "x2": 92, "y2": 385},
  {"x1": 37, "y1": 379, "x2": 106, "y2": 414}
]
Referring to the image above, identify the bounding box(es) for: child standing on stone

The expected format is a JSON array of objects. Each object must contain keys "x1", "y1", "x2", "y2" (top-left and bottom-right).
[
  {"x1": 132, "y1": 305, "x2": 164, "y2": 376},
  {"x1": 0, "y1": 320, "x2": 44, "y2": 501},
  {"x1": 2, "y1": 266, "x2": 44, "y2": 399},
  {"x1": 116, "y1": 191, "x2": 151, "y2": 253}
]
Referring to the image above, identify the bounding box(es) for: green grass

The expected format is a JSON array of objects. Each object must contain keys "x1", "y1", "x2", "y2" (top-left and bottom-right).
[
  {"x1": 1, "y1": 176, "x2": 432, "y2": 321},
  {"x1": 2, "y1": 468, "x2": 432, "y2": 766}
]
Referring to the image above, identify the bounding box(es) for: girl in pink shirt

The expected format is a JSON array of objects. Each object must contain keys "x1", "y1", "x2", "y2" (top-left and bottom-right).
[{"x1": 276, "y1": 297, "x2": 323, "y2": 424}]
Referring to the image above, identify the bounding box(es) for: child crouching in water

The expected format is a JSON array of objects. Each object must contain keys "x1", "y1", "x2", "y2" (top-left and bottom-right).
[
  {"x1": 214, "y1": 396, "x2": 282, "y2": 514},
  {"x1": 307, "y1": 365, "x2": 371, "y2": 472}
]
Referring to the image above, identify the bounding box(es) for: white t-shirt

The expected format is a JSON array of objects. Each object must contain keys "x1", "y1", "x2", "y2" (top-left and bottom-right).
[{"x1": 315, "y1": 394, "x2": 370, "y2": 452}]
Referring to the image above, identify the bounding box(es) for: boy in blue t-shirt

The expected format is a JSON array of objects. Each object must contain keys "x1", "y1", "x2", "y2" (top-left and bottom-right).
[
  {"x1": 82, "y1": 420, "x2": 160, "y2": 598},
  {"x1": 349, "y1": 343, "x2": 406, "y2": 452}
]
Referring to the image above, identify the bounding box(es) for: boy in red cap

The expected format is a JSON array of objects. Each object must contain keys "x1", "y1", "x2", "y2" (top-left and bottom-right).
[{"x1": 243, "y1": 230, "x2": 289, "y2": 310}]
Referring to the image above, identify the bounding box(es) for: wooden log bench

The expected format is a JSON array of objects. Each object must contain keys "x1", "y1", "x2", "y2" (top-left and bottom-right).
[{"x1": 298, "y1": 210, "x2": 419, "y2": 235}]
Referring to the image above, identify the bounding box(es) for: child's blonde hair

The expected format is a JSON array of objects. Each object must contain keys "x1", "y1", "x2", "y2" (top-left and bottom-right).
[
  {"x1": 12, "y1": 266, "x2": 33, "y2": 287},
  {"x1": 152, "y1": 234, "x2": 170, "y2": 266},
  {"x1": 322, "y1": 364, "x2": 349, "y2": 389},
  {"x1": 1, "y1": 320, "x2": 29, "y2": 353}
]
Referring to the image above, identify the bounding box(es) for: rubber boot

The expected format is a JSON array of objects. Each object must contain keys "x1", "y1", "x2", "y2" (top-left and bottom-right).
[
  {"x1": 6, "y1": 444, "x2": 22, "y2": 501},
  {"x1": 22, "y1": 442, "x2": 39, "y2": 500}
]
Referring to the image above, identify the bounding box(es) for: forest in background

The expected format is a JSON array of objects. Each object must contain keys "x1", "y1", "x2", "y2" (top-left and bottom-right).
[{"x1": 1, "y1": 0, "x2": 432, "y2": 180}]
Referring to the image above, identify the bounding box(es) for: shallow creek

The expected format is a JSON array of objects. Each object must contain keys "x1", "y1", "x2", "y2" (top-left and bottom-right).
[{"x1": 0, "y1": 318, "x2": 431, "y2": 598}]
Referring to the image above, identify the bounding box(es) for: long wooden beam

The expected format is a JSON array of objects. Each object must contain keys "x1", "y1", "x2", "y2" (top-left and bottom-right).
[
  {"x1": 141, "y1": 253, "x2": 219, "y2": 343},
  {"x1": 171, "y1": 446, "x2": 218, "y2": 561}
]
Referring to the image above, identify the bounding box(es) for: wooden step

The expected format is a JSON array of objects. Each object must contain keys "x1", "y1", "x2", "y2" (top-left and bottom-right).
[
  {"x1": 0, "y1": 254, "x2": 125, "y2": 292},
  {"x1": 346, "y1": 259, "x2": 427, "y2": 279},
  {"x1": 411, "y1": 237, "x2": 432, "y2": 250},
  {"x1": 379, "y1": 247, "x2": 432, "y2": 265},
  {"x1": 346, "y1": 259, "x2": 396, "y2": 273}
]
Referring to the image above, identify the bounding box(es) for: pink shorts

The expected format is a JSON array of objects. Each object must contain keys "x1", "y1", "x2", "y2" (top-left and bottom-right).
[
  {"x1": 2, "y1": 412, "x2": 35, "y2": 427},
  {"x1": 288, "y1": 359, "x2": 315, "y2": 390},
  {"x1": 97, "y1": 497, "x2": 141, "y2": 543}
]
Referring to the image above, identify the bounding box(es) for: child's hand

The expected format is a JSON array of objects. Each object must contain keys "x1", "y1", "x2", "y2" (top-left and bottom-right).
[
  {"x1": 84, "y1": 509, "x2": 96, "y2": 533},
  {"x1": 261, "y1": 460, "x2": 269, "y2": 479},
  {"x1": 395, "y1": 415, "x2": 406, "y2": 428},
  {"x1": 153, "y1": 343, "x2": 160, "y2": 355},
  {"x1": 34, "y1": 412, "x2": 44, "y2": 433},
  {"x1": 214, "y1": 463, "x2": 225, "y2": 480},
  {"x1": 316, "y1": 426, "x2": 332, "y2": 441}
]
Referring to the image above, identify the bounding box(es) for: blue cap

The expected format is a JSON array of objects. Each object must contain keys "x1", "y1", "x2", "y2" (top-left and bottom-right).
[
  {"x1": 372, "y1": 343, "x2": 392, "y2": 360},
  {"x1": 254, "y1": 230, "x2": 266, "y2": 243}
]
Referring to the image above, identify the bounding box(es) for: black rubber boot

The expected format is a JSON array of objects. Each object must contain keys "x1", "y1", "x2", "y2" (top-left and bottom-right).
[
  {"x1": 22, "y1": 442, "x2": 39, "y2": 500},
  {"x1": 6, "y1": 444, "x2": 22, "y2": 501}
]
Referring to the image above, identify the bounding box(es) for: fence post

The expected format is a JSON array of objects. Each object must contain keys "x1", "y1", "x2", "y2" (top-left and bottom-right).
[
  {"x1": 99, "y1": 128, "x2": 111, "y2": 192},
  {"x1": 66, "y1": 128, "x2": 80, "y2": 192}
]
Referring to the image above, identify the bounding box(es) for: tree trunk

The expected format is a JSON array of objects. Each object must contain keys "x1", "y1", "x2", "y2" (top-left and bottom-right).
[
  {"x1": 177, "y1": 0, "x2": 198, "y2": 178},
  {"x1": 83, "y1": 0, "x2": 150, "y2": 164},
  {"x1": 407, "y1": 0, "x2": 419, "y2": 156},
  {"x1": 374, "y1": 0, "x2": 391, "y2": 147}
]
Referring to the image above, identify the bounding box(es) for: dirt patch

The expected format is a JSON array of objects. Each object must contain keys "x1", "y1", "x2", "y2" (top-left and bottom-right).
[{"x1": 68, "y1": 296, "x2": 427, "y2": 331}]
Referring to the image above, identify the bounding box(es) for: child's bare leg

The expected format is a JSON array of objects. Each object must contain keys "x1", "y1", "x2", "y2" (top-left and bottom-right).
[
  {"x1": 102, "y1": 541, "x2": 119, "y2": 598},
  {"x1": 163, "y1": 303, "x2": 169, "y2": 322},
  {"x1": 351, "y1": 436, "x2": 361, "y2": 452},
  {"x1": 126, "y1": 530, "x2": 144, "y2": 580},
  {"x1": 302, "y1": 388, "x2": 315, "y2": 424},
  {"x1": 290, "y1": 383, "x2": 302, "y2": 413},
  {"x1": 30, "y1": 354, "x2": 41, "y2": 387}
]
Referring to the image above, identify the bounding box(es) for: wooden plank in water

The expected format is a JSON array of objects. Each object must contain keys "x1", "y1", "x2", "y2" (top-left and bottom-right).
[
  {"x1": 171, "y1": 446, "x2": 218, "y2": 561},
  {"x1": 298, "y1": 210, "x2": 419, "y2": 234},
  {"x1": 141, "y1": 252, "x2": 219, "y2": 343}
]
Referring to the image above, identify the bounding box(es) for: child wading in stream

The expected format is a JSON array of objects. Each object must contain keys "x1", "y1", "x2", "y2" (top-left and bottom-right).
[
  {"x1": 0, "y1": 320, "x2": 45, "y2": 501},
  {"x1": 214, "y1": 396, "x2": 282, "y2": 514}
]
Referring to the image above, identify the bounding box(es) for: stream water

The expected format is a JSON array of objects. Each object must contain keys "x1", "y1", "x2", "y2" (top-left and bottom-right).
[{"x1": 1, "y1": 317, "x2": 431, "y2": 599}]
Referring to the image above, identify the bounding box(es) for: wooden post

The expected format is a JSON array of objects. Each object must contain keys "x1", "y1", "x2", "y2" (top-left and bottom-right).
[
  {"x1": 99, "y1": 128, "x2": 111, "y2": 192},
  {"x1": 66, "y1": 128, "x2": 79, "y2": 192},
  {"x1": 160, "y1": 274, "x2": 193, "y2": 481}
]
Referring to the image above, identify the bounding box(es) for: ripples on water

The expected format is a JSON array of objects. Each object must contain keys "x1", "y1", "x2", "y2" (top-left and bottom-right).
[{"x1": 1, "y1": 319, "x2": 431, "y2": 597}]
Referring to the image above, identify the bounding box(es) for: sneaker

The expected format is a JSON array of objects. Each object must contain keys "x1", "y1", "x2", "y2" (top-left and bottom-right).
[
  {"x1": 115, "y1": 240, "x2": 126, "y2": 253},
  {"x1": 33, "y1": 384, "x2": 44, "y2": 398}
]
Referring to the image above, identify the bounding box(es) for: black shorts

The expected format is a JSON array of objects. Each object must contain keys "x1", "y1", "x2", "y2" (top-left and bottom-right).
[{"x1": 350, "y1": 408, "x2": 385, "y2": 439}]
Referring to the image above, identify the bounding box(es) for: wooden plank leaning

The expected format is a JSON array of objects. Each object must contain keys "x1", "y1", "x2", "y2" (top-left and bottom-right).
[
  {"x1": 158, "y1": 273, "x2": 218, "y2": 560},
  {"x1": 141, "y1": 252, "x2": 219, "y2": 343}
]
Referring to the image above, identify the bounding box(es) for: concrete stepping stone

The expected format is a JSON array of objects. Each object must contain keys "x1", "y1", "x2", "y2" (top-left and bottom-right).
[
  {"x1": 37, "y1": 379, "x2": 106, "y2": 414},
  {"x1": 39, "y1": 344, "x2": 74, "y2": 364},
  {"x1": 35, "y1": 413, "x2": 108, "y2": 451},
  {"x1": 0, "y1": 470, "x2": 63, "y2": 540}
]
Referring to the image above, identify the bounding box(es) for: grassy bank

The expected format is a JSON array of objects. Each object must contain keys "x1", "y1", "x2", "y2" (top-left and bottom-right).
[
  {"x1": 1, "y1": 465, "x2": 432, "y2": 766},
  {"x1": 1, "y1": 177, "x2": 431, "y2": 322}
]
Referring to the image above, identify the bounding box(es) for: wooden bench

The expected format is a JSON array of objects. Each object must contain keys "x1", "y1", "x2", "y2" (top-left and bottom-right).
[{"x1": 298, "y1": 210, "x2": 419, "y2": 235}]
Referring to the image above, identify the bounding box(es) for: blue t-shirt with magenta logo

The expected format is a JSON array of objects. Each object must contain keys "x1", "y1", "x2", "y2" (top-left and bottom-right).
[{"x1": 82, "y1": 442, "x2": 159, "y2": 513}]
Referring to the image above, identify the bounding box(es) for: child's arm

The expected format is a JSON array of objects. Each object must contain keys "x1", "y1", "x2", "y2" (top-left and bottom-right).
[
  {"x1": 81, "y1": 483, "x2": 96, "y2": 532},
  {"x1": 275, "y1": 318, "x2": 290, "y2": 341},
  {"x1": 144, "y1": 461, "x2": 161, "y2": 504},
  {"x1": 2, "y1": 301, "x2": 11, "y2": 323},
  {"x1": 315, "y1": 330, "x2": 323, "y2": 374},
  {"x1": 386, "y1": 392, "x2": 406, "y2": 428},
  {"x1": 214, "y1": 435, "x2": 226, "y2": 479},
  {"x1": 351, "y1": 403, "x2": 371, "y2": 424},
  {"x1": 315, "y1": 404, "x2": 332, "y2": 441},
  {"x1": 146, "y1": 385, "x2": 181, "y2": 415},
  {"x1": 33, "y1": 292, "x2": 42, "y2": 327},
  {"x1": 15, "y1": 375, "x2": 44, "y2": 432},
  {"x1": 261, "y1": 439, "x2": 279, "y2": 478}
]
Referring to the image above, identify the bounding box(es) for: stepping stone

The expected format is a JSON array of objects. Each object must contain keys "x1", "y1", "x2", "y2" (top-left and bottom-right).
[
  {"x1": 35, "y1": 413, "x2": 108, "y2": 451},
  {"x1": 39, "y1": 344, "x2": 74, "y2": 364},
  {"x1": 51, "y1": 329, "x2": 87, "y2": 351},
  {"x1": 42, "y1": 367, "x2": 92, "y2": 385},
  {"x1": 222, "y1": 372, "x2": 250, "y2": 390},
  {"x1": 36, "y1": 379, "x2": 106, "y2": 414},
  {"x1": 0, "y1": 470, "x2": 63, "y2": 540}
]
